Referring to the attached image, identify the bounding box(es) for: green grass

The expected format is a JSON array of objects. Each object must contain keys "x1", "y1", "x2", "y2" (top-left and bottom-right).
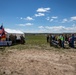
[
  {"x1": 0, "y1": 34, "x2": 76, "y2": 52},
  {"x1": 25, "y1": 35, "x2": 51, "y2": 50},
  {"x1": 26, "y1": 35, "x2": 47, "y2": 45},
  {"x1": 0, "y1": 35, "x2": 50, "y2": 50}
]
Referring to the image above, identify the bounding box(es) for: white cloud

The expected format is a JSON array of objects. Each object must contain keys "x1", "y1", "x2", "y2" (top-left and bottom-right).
[
  {"x1": 38, "y1": 25, "x2": 76, "y2": 33},
  {"x1": 72, "y1": 24, "x2": 76, "y2": 27},
  {"x1": 20, "y1": 16, "x2": 34, "y2": 21},
  {"x1": 25, "y1": 23, "x2": 33, "y2": 26},
  {"x1": 62, "y1": 18, "x2": 68, "y2": 23},
  {"x1": 20, "y1": 17, "x2": 23, "y2": 20},
  {"x1": 46, "y1": 17, "x2": 50, "y2": 21},
  {"x1": 38, "y1": 26, "x2": 44, "y2": 29},
  {"x1": 71, "y1": 16, "x2": 76, "y2": 21},
  {"x1": 35, "y1": 13, "x2": 45, "y2": 17},
  {"x1": 25, "y1": 16, "x2": 34, "y2": 21},
  {"x1": 46, "y1": 16, "x2": 58, "y2": 22},
  {"x1": 18, "y1": 23, "x2": 33, "y2": 26},
  {"x1": 24, "y1": 30, "x2": 45, "y2": 33},
  {"x1": 50, "y1": 19, "x2": 54, "y2": 22},
  {"x1": 6, "y1": 24, "x2": 76, "y2": 33},
  {"x1": 37, "y1": 7, "x2": 50, "y2": 12},
  {"x1": 51, "y1": 16, "x2": 58, "y2": 19},
  {"x1": 18, "y1": 24, "x2": 25, "y2": 26},
  {"x1": 45, "y1": 26, "x2": 65, "y2": 30}
]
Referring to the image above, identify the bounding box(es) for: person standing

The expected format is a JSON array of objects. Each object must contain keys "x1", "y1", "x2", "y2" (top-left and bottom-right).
[
  {"x1": 14, "y1": 34, "x2": 17, "y2": 44},
  {"x1": 47, "y1": 35, "x2": 49, "y2": 43},
  {"x1": 71, "y1": 34, "x2": 75, "y2": 48},
  {"x1": 68, "y1": 35, "x2": 71, "y2": 47},
  {"x1": 20, "y1": 35, "x2": 25, "y2": 44},
  {"x1": 49, "y1": 35, "x2": 52, "y2": 46},
  {"x1": 61, "y1": 34, "x2": 65, "y2": 48}
]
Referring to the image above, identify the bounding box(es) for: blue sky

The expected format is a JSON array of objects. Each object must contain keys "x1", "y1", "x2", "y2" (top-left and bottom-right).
[{"x1": 0, "y1": 0, "x2": 76, "y2": 33}]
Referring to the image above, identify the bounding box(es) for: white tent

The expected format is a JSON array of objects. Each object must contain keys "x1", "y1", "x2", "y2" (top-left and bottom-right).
[{"x1": 5, "y1": 28, "x2": 25, "y2": 40}]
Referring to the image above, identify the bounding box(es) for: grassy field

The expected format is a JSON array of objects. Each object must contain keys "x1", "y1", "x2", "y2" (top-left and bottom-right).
[
  {"x1": 0, "y1": 34, "x2": 76, "y2": 51},
  {"x1": 26, "y1": 35, "x2": 47, "y2": 45},
  {"x1": 1, "y1": 35, "x2": 50, "y2": 50}
]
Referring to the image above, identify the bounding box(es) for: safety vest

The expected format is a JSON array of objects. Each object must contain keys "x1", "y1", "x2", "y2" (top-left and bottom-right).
[{"x1": 60, "y1": 36, "x2": 64, "y2": 41}]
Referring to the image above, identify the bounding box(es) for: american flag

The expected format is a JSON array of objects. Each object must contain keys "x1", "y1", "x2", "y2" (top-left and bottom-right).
[{"x1": 0, "y1": 25, "x2": 5, "y2": 37}]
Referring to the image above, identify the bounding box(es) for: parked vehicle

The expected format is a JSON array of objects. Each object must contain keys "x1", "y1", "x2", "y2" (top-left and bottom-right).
[
  {"x1": 0, "y1": 25, "x2": 12, "y2": 46},
  {"x1": 0, "y1": 41, "x2": 12, "y2": 46}
]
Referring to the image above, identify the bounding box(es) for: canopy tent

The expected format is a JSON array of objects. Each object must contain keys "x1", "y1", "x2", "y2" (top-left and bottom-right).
[
  {"x1": 5, "y1": 28, "x2": 24, "y2": 34},
  {"x1": 0, "y1": 25, "x2": 25, "y2": 45},
  {"x1": 5, "y1": 28, "x2": 24, "y2": 40},
  {"x1": 0, "y1": 24, "x2": 24, "y2": 40}
]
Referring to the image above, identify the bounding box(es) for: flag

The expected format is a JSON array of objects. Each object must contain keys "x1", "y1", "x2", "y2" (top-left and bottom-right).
[{"x1": 0, "y1": 25, "x2": 5, "y2": 36}]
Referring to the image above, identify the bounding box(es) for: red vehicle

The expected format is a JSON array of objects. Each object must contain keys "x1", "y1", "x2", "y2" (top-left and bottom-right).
[{"x1": 0, "y1": 25, "x2": 12, "y2": 46}]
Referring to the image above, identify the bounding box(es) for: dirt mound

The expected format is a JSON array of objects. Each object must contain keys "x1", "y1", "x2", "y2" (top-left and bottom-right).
[{"x1": 0, "y1": 49, "x2": 76, "y2": 75}]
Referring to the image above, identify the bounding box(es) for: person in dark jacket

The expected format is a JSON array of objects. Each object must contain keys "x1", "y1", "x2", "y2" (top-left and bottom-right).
[
  {"x1": 47, "y1": 35, "x2": 49, "y2": 43},
  {"x1": 49, "y1": 35, "x2": 52, "y2": 46},
  {"x1": 20, "y1": 35, "x2": 25, "y2": 44},
  {"x1": 71, "y1": 34, "x2": 75, "y2": 48}
]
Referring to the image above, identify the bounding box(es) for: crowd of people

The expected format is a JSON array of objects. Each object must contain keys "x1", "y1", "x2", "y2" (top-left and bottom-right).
[
  {"x1": 6, "y1": 34, "x2": 25, "y2": 44},
  {"x1": 47, "y1": 34, "x2": 76, "y2": 48}
]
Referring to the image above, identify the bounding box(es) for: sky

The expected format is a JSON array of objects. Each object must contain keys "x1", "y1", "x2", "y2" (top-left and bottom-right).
[{"x1": 0, "y1": 0, "x2": 76, "y2": 33}]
